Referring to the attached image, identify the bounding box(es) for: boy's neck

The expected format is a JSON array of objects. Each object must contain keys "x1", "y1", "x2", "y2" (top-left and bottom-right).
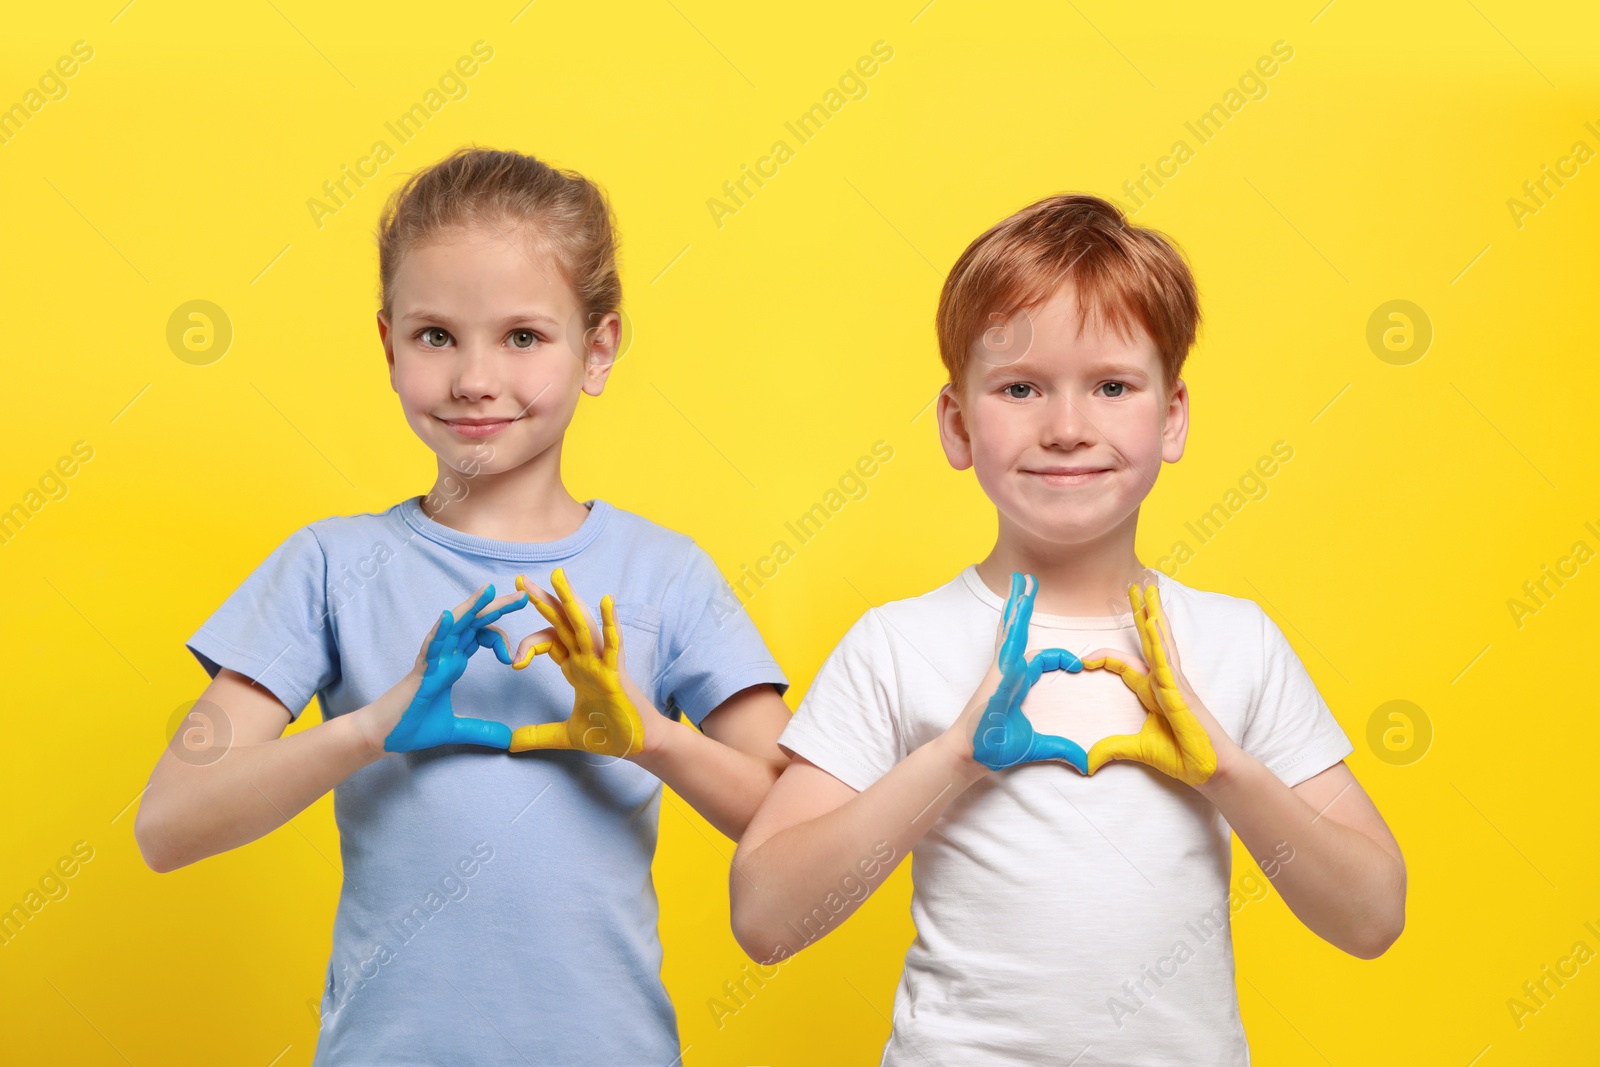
[
  {"x1": 420, "y1": 445, "x2": 591, "y2": 544},
  {"x1": 975, "y1": 509, "x2": 1152, "y2": 617}
]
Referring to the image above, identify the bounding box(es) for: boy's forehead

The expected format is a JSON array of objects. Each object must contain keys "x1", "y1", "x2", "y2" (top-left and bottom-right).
[
  {"x1": 970, "y1": 312, "x2": 1159, "y2": 381},
  {"x1": 972, "y1": 281, "x2": 1158, "y2": 376}
]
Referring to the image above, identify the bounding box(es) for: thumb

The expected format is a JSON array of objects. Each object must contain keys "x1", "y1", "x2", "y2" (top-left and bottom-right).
[{"x1": 1087, "y1": 733, "x2": 1140, "y2": 774}]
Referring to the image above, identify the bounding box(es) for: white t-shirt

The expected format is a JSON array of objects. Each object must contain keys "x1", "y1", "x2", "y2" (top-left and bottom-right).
[{"x1": 777, "y1": 566, "x2": 1353, "y2": 1067}]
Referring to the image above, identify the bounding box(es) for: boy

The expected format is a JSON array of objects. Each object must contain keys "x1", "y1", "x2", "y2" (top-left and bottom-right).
[{"x1": 731, "y1": 194, "x2": 1405, "y2": 1065}]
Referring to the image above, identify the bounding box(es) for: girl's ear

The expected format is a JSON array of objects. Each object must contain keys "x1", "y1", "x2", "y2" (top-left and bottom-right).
[
  {"x1": 377, "y1": 311, "x2": 398, "y2": 391},
  {"x1": 936, "y1": 382, "x2": 974, "y2": 471},
  {"x1": 578, "y1": 310, "x2": 622, "y2": 397}
]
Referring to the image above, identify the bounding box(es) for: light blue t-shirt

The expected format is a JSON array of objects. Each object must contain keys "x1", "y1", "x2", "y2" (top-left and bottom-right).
[{"x1": 186, "y1": 496, "x2": 789, "y2": 1067}]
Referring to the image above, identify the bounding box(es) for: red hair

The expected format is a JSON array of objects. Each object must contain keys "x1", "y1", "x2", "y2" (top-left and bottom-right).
[{"x1": 937, "y1": 194, "x2": 1200, "y2": 394}]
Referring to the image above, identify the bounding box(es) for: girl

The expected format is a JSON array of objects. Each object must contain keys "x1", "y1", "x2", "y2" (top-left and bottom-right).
[{"x1": 135, "y1": 147, "x2": 793, "y2": 1065}]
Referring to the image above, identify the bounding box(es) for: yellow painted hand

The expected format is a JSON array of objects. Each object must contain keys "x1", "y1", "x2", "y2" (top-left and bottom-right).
[
  {"x1": 508, "y1": 568, "x2": 644, "y2": 757},
  {"x1": 1083, "y1": 581, "x2": 1218, "y2": 786}
]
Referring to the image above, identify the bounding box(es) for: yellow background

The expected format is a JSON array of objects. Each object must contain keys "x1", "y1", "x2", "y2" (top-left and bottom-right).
[{"x1": 3, "y1": 0, "x2": 1598, "y2": 1063}]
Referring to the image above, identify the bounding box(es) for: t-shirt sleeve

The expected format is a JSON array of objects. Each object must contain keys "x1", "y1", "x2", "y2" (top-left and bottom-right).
[
  {"x1": 776, "y1": 609, "x2": 901, "y2": 793},
  {"x1": 654, "y1": 542, "x2": 789, "y2": 727},
  {"x1": 185, "y1": 525, "x2": 341, "y2": 721},
  {"x1": 1238, "y1": 605, "x2": 1354, "y2": 787}
]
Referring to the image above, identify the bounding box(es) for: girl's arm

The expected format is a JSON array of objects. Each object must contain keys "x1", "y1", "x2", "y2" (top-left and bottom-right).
[
  {"x1": 630, "y1": 682, "x2": 791, "y2": 842},
  {"x1": 134, "y1": 666, "x2": 410, "y2": 872},
  {"x1": 138, "y1": 584, "x2": 524, "y2": 873}
]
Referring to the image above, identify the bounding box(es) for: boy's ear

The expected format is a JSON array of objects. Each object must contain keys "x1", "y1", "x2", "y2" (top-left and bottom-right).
[
  {"x1": 577, "y1": 311, "x2": 621, "y2": 397},
  {"x1": 936, "y1": 382, "x2": 974, "y2": 471},
  {"x1": 1161, "y1": 377, "x2": 1189, "y2": 463},
  {"x1": 376, "y1": 311, "x2": 397, "y2": 392}
]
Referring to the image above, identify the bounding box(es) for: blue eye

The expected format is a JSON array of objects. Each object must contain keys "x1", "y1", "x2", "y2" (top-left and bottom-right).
[
  {"x1": 1004, "y1": 383, "x2": 1035, "y2": 399},
  {"x1": 1101, "y1": 381, "x2": 1128, "y2": 398}
]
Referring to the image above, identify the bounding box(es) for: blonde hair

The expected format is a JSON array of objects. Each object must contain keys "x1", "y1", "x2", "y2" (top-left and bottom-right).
[{"x1": 375, "y1": 146, "x2": 621, "y2": 330}]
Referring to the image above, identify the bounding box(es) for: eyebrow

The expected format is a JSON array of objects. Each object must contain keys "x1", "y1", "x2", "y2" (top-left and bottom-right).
[
  {"x1": 980, "y1": 357, "x2": 1151, "y2": 380},
  {"x1": 400, "y1": 308, "x2": 562, "y2": 328}
]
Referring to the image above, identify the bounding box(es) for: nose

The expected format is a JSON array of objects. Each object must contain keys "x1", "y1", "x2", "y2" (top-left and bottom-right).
[
  {"x1": 451, "y1": 339, "x2": 499, "y2": 401},
  {"x1": 1039, "y1": 391, "x2": 1096, "y2": 449}
]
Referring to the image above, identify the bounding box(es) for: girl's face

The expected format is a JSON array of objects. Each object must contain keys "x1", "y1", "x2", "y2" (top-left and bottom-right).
[{"x1": 377, "y1": 224, "x2": 619, "y2": 477}]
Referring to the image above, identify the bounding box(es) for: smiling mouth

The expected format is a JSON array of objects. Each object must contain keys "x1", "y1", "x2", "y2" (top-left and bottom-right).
[
  {"x1": 438, "y1": 417, "x2": 519, "y2": 439},
  {"x1": 1025, "y1": 468, "x2": 1111, "y2": 485}
]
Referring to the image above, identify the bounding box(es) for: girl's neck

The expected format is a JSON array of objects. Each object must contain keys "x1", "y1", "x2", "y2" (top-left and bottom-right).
[
  {"x1": 419, "y1": 448, "x2": 592, "y2": 544},
  {"x1": 975, "y1": 508, "x2": 1150, "y2": 617}
]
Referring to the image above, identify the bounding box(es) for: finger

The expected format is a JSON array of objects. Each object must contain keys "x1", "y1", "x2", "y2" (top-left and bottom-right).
[
  {"x1": 509, "y1": 720, "x2": 574, "y2": 752},
  {"x1": 449, "y1": 584, "x2": 499, "y2": 654},
  {"x1": 1145, "y1": 585, "x2": 1181, "y2": 684},
  {"x1": 1084, "y1": 652, "x2": 1146, "y2": 678},
  {"x1": 463, "y1": 591, "x2": 530, "y2": 662},
  {"x1": 600, "y1": 595, "x2": 622, "y2": 672},
  {"x1": 1087, "y1": 734, "x2": 1140, "y2": 774},
  {"x1": 476, "y1": 625, "x2": 516, "y2": 666},
  {"x1": 476, "y1": 590, "x2": 531, "y2": 627},
  {"x1": 455, "y1": 584, "x2": 496, "y2": 629},
  {"x1": 1026, "y1": 647, "x2": 1084, "y2": 684},
  {"x1": 450, "y1": 717, "x2": 512, "y2": 750},
  {"x1": 1029, "y1": 731, "x2": 1089, "y2": 774},
  {"x1": 519, "y1": 574, "x2": 579, "y2": 653},
  {"x1": 1142, "y1": 587, "x2": 1175, "y2": 683},
  {"x1": 513, "y1": 627, "x2": 561, "y2": 670},
  {"x1": 1088, "y1": 654, "x2": 1159, "y2": 713},
  {"x1": 447, "y1": 583, "x2": 492, "y2": 624},
  {"x1": 551, "y1": 568, "x2": 596, "y2": 658},
  {"x1": 999, "y1": 573, "x2": 1035, "y2": 668},
  {"x1": 425, "y1": 610, "x2": 454, "y2": 663},
  {"x1": 1129, "y1": 583, "x2": 1159, "y2": 671}
]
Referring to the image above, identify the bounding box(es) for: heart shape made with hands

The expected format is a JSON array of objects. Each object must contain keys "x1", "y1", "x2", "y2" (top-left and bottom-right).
[
  {"x1": 975, "y1": 571, "x2": 1218, "y2": 786},
  {"x1": 972, "y1": 572, "x2": 1209, "y2": 790}
]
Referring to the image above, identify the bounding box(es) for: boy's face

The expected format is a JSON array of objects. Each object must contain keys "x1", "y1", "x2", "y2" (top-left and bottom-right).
[
  {"x1": 377, "y1": 224, "x2": 619, "y2": 477},
  {"x1": 937, "y1": 282, "x2": 1188, "y2": 550}
]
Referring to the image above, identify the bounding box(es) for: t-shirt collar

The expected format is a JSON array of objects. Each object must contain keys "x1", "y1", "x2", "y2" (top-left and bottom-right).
[
  {"x1": 398, "y1": 496, "x2": 612, "y2": 562},
  {"x1": 959, "y1": 564, "x2": 1159, "y2": 630}
]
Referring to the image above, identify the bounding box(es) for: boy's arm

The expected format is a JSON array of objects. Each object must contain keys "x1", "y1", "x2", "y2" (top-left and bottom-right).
[
  {"x1": 730, "y1": 570, "x2": 1062, "y2": 963},
  {"x1": 1087, "y1": 583, "x2": 1405, "y2": 958},
  {"x1": 730, "y1": 731, "x2": 986, "y2": 966},
  {"x1": 1199, "y1": 748, "x2": 1405, "y2": 958}
]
